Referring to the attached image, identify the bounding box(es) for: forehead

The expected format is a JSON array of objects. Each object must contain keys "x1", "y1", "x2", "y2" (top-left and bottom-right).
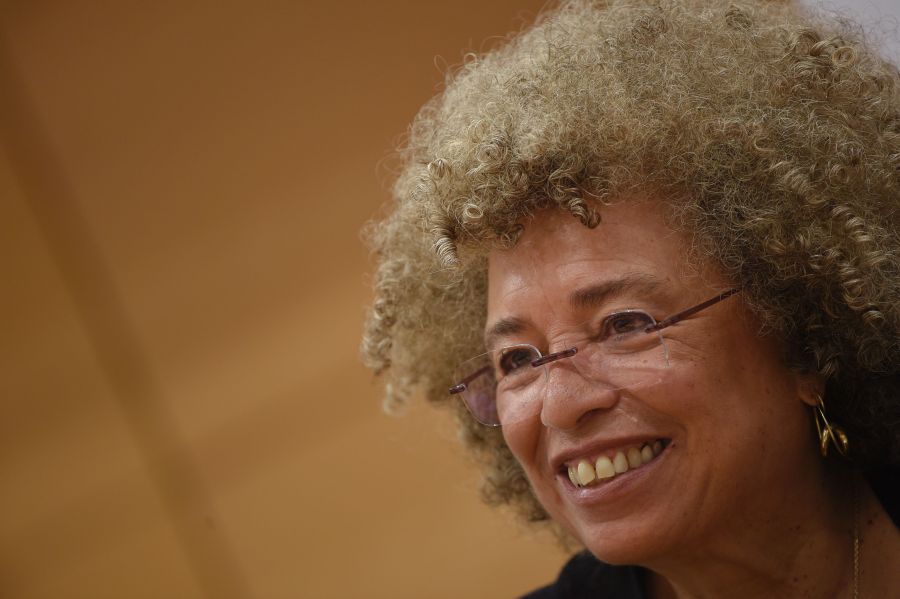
[{"x1": 487, "y1": 200, "x2": 695, "y2": 309}]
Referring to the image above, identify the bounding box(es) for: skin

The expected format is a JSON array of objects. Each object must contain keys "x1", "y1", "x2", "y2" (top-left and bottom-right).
[{"x1": 486, "y1": 199, "x2": 898, "y2": 598}]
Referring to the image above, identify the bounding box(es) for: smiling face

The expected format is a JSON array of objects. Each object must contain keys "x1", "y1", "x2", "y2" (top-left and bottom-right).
[{"x1": 487, "y1": 199, "x2": 822, "y2": 565}]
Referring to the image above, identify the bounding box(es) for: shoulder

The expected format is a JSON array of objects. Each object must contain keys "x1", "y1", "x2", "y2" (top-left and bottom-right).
[
  {"x1": 520, "y1": 551, "x2": 647, "y2": 599},
  {"x1": 867, "y1": 464, "x2": 900, "y2": 528}
]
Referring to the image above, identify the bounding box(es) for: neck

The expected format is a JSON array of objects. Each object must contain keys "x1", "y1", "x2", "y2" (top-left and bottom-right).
[{"x1": 645, "y1": 465, "x2": 858, "y2": 599}]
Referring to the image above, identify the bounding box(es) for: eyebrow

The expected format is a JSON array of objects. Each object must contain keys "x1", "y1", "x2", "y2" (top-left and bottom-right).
[
  {"x1": 483, "y1": 273, "x2": 663, "y2": 351},
  {"x1": 483, "y1": 316, "x2": 528, "y2": 353},
  {"x1": 569, "y1": 274, "x2": 662, "y2": 310}
]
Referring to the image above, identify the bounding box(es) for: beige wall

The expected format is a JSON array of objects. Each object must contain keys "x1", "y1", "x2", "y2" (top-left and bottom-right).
[{"x1": 0, "y1": 1, "x2": 565, "y2": 597}]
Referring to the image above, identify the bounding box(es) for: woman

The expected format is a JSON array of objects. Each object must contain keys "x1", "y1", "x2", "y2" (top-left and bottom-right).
[{"x1": 362, "y1": 1, "x2": 900, "y2": 596}]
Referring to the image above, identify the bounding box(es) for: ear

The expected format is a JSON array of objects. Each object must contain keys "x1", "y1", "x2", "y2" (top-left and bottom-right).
[{"x1": 795, "y1": 372, "x2": 825, "y2": 408}]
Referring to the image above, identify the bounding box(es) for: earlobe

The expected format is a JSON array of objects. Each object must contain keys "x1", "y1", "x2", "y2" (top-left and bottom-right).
[
  {"x1": 795, "y1": 373, "x2": 850, "y2": 457},
  {"x1": 796, "y1": 373, "x2": 825, "y2": 408}
]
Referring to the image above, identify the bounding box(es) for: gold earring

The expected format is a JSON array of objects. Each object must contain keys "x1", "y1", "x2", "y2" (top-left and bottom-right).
[{"x1": 813, "y1": 394, "x2": 849, "y2": 457}]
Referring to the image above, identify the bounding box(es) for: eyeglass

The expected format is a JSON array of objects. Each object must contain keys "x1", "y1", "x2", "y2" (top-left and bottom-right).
[{"x1": 449, "y1": 288, "x2": 741, "y2": 426}]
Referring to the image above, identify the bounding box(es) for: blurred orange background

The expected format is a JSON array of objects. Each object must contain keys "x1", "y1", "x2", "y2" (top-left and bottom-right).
[{"x1": 0, "y1": 1, "x2": 566, "y2": 597}]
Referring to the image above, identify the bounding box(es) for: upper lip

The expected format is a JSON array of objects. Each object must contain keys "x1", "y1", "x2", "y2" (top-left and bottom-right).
[{"x1": 549, "y1": 435, "x2": 668, "y2": 472}]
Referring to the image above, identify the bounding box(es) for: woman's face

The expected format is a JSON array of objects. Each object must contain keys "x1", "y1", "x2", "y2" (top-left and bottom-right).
[{"x1": 486, "y1": 199, "x2": 820, "y2": 564}]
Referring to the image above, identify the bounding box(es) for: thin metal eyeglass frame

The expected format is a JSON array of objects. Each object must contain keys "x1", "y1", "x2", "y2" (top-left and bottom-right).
[{"x1": 449, "y1": 287, "x2": 741, "y2": 397}]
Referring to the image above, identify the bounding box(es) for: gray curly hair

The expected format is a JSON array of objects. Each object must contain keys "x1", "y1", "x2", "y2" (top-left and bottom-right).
[{"x1": 362, "y1": 0, "x2": 900, "y2": 523}]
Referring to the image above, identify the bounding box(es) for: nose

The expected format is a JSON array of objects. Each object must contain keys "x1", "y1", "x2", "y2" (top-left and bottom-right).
[{"x1": 539, "y1": 360, "x2": 619, "y2": 431}]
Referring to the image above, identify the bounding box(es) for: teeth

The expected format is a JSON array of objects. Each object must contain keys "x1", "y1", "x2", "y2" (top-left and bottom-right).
[
  {"x1": 595, "y1": 456, "x2": 615, "y2": 479},
  {"x1": 626, "y1": 447, "x2": 643, "y2": 469},
  {"x1": 577, "y1": 460, "x2": 596, "y2": 486},
  {"x1": 613, "y1": 451, "x2": 629, "y2": 474},
  {"x1": 567, "y1": 441, "x2": 667, "y2": 487}
]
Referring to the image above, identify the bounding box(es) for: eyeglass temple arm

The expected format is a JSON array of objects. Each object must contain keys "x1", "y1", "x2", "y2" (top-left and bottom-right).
[
  {"x1": 646, "y1": 288, "x2": 741, "y2": 332},
  {"x1": 449, "y1": 365, "x2": 491, "y2": 394}
]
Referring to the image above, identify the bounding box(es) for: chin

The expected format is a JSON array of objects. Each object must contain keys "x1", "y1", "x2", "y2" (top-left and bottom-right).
[{"x1": 572, "y1": 518, "x2": 678, "y2": 566}]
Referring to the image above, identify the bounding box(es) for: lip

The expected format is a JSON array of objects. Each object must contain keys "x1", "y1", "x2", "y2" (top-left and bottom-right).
[
  {"x1": 556, "y1": 440, "x2": 672, "y2": 505},
  {"x1": 550, "y1": 435, "x2": 669, "y2": 472}
]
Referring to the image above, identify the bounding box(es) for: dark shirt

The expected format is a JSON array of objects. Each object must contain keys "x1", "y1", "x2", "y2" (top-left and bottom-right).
[
  {"x1": 522, "y1": 466, "x2": 899, "y2": 599},
  {"x1": 521, "y1": 552, "x2": 647, "y2": 599}
]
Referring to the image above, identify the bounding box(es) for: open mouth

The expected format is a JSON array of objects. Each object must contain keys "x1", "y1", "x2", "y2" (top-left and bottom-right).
[{"x1": 562, "y1": 439, "x2": 671, "y2": 488}]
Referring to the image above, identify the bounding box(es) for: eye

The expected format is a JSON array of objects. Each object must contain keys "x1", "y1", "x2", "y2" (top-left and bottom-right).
[
  {"x1": 496, "y1": 346, "x2": 538, "y2": 376},
  {"x1": 599, "y1": 311, "x2": 655, "y2": 340}
]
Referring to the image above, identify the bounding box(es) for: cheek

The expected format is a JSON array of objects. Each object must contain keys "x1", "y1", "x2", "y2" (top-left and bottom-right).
[
  {"x1": 668, "y1": 350, "x2": 808, "y2": 466},
  {"x1": 501, "y1": 418, "x2": 541, "y2": 471},
  {"x1": 501, "y1": 418, "x2": 561, "y2": 506}
]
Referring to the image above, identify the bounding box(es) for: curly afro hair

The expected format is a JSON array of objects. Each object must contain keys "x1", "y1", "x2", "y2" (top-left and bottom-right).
[{"x1": 362, "y1": 0, "x2": 900, "y2": 524}]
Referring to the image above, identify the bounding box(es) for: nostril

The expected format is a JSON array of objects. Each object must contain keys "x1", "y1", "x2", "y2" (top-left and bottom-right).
[{"x1": 575, "y1": 407, "x2": 606, "y2": 426}]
